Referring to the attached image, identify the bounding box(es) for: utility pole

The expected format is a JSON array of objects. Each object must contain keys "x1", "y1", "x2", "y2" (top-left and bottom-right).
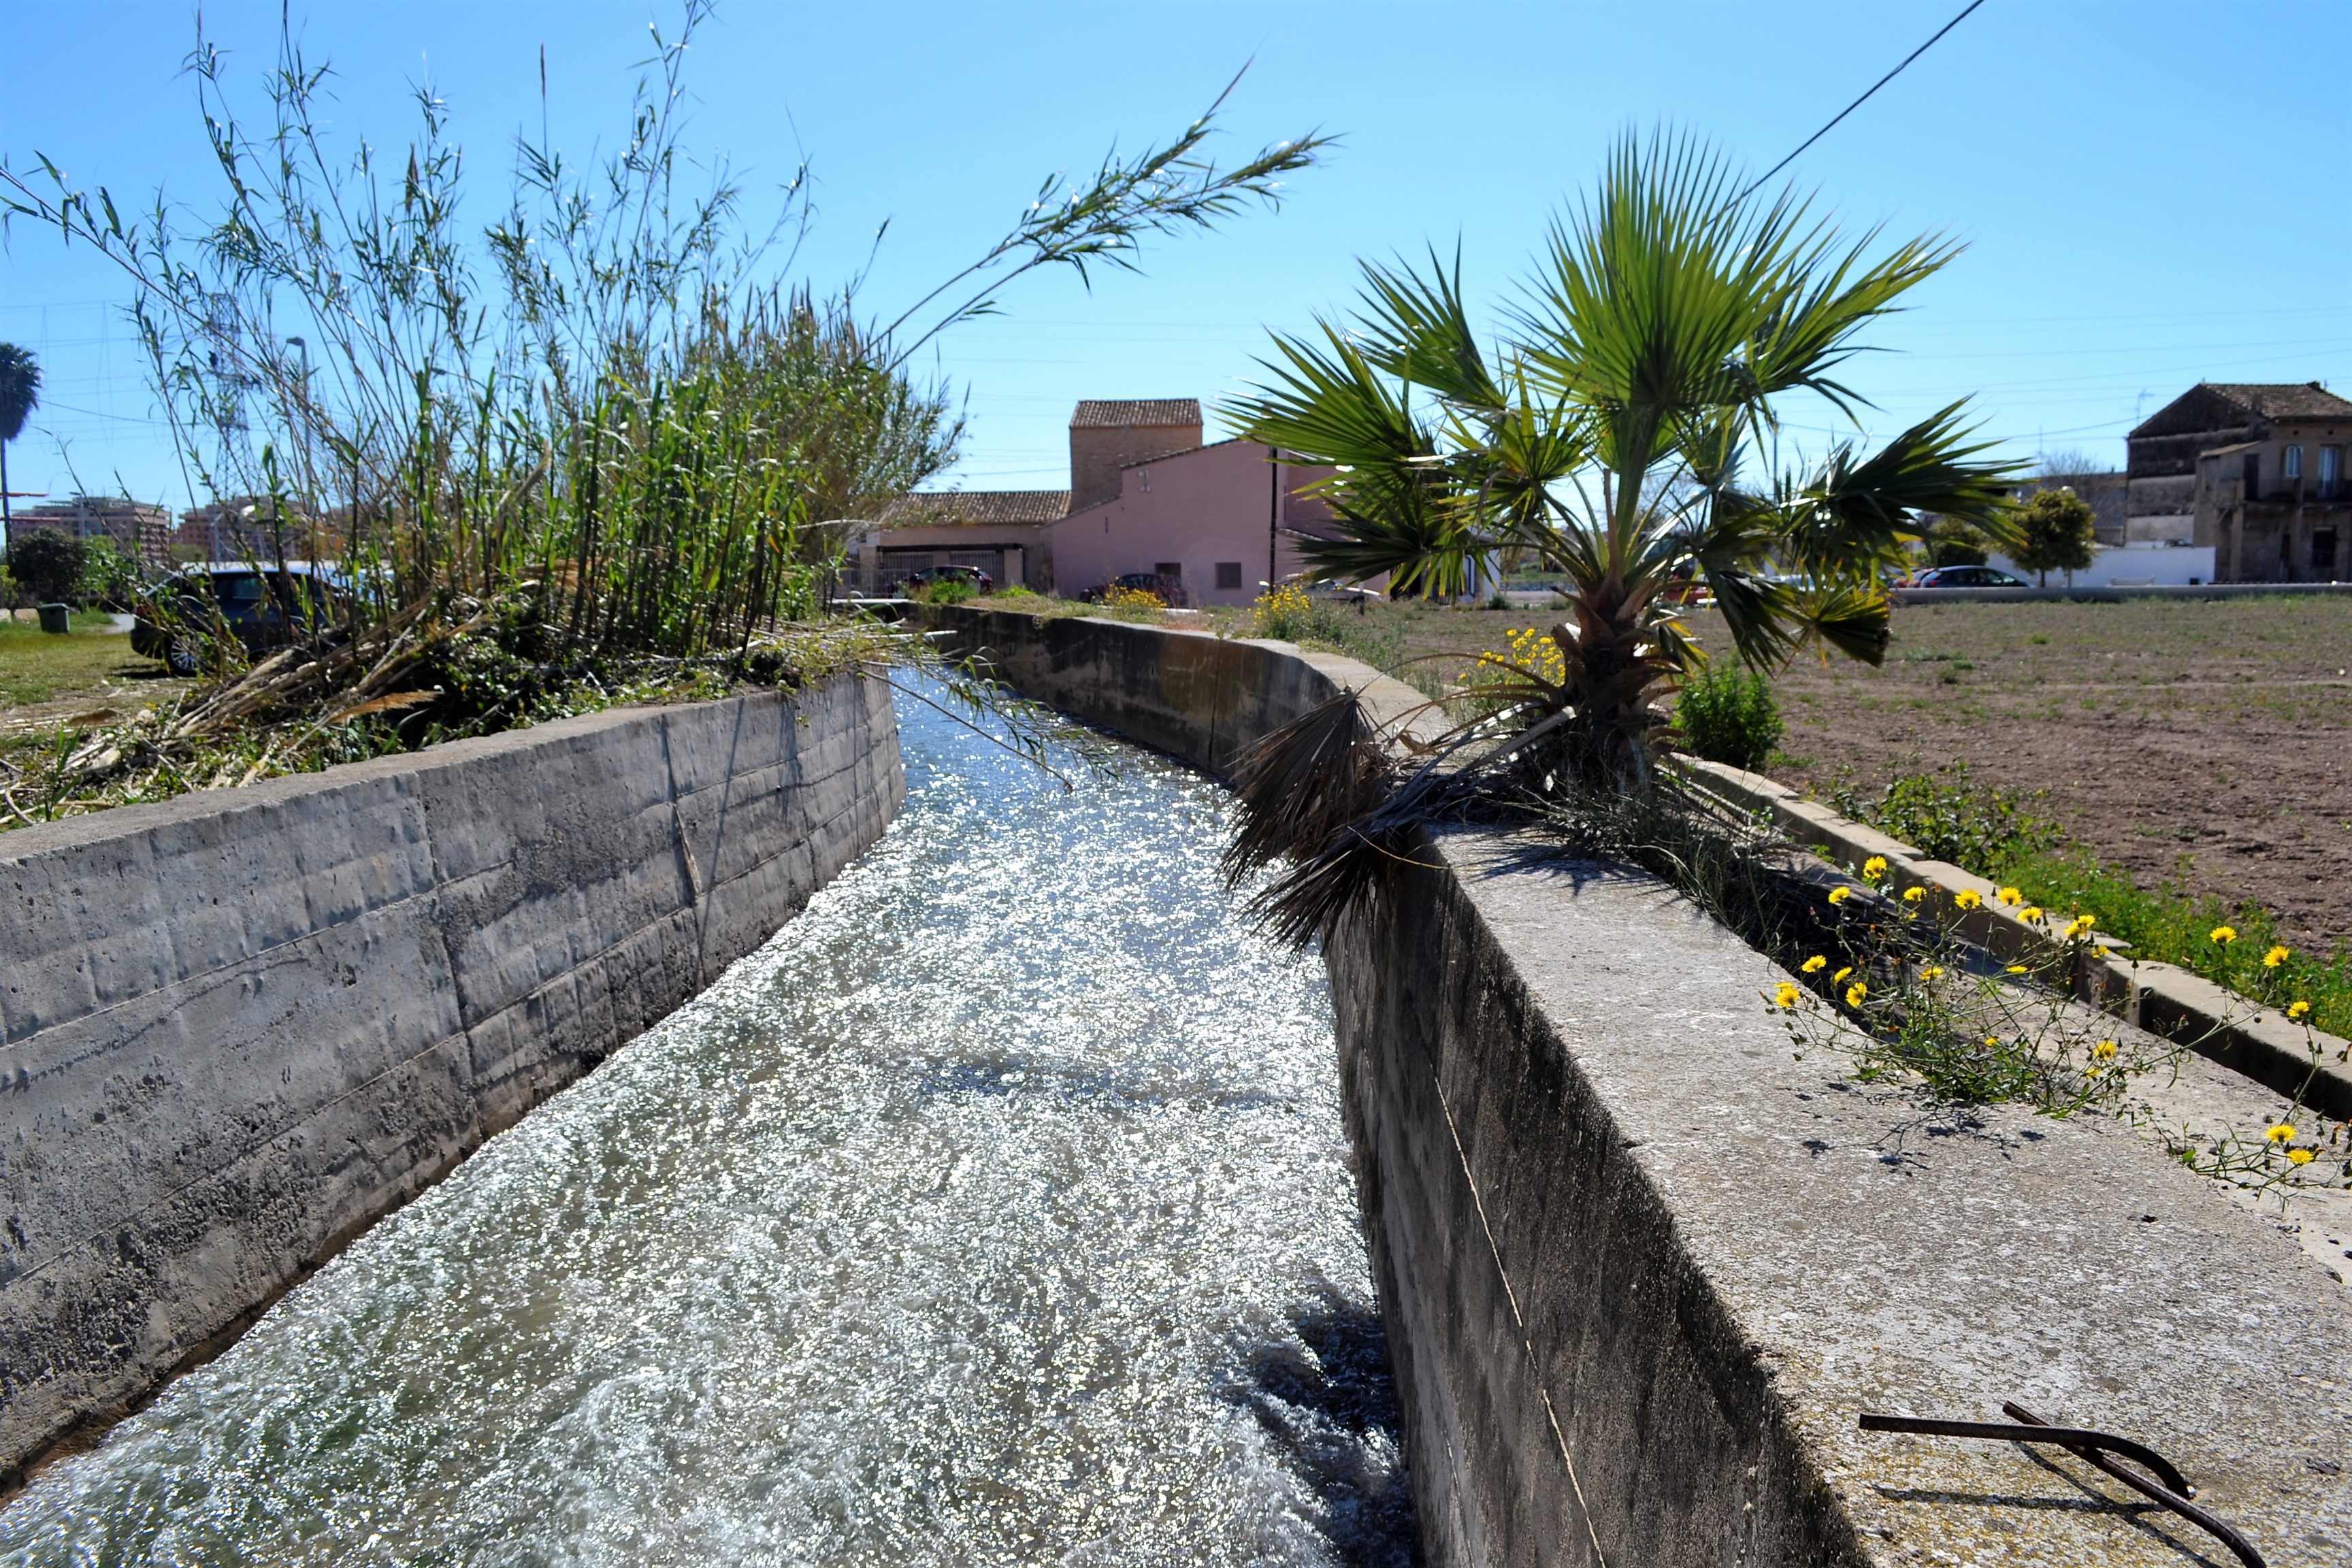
[{"x1": 1267, "y1": 446, "x2": 1279, "y2": 595}]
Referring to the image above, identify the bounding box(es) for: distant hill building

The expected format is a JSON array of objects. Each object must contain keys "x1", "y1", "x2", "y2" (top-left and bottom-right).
[
  {"x1": 178, "y1": 495, "x2": 333, "y2": 563},
  {"x1": 6, "y1": 495, "x2": 174, "y2": 562},
  {"x1": 2128, "y1": 382, "x2": 2352, "y2": 581}
]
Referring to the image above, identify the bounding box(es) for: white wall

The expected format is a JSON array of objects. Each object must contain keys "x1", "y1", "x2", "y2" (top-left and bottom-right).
[{"x1": 1988, "y1": 542, "x2": 2216, "y2": 587}]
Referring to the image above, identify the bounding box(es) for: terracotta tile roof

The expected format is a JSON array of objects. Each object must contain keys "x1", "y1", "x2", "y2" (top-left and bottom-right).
[
  {"x1": 882, "y1": 489, "x2": 1071, "y2": 525},
  {"x1": 2202, "y1": 382, "x2": 2352, "y2": 420},
  {"x1": 1069, "y1": 398, "x2": 1201, "y2": 429},
  {"x1": 2134, "y1": 382, "x2": 2352, "y2": 438}
]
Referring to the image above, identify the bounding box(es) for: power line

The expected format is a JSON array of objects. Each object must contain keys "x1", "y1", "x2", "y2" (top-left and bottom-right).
[{"x1": 1733, "y1": 0, "x2": 1989, "y2": 205}]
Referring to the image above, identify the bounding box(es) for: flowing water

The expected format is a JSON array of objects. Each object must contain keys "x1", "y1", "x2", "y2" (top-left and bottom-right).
[{"x1": 1, "y1": 687, "x2": 1412, "y2": 1568}]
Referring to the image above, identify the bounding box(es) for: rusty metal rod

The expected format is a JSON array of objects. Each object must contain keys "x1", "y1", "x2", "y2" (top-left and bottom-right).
[
  {"x1": 1855, "y1": 1407, "x2": 2265, "y2": 1568},
  {"x1": 2002, "y1": 1402, "x2": 2266, "y2": 1568}
]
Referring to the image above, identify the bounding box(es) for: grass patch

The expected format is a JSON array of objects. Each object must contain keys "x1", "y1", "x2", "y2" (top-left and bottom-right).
[
  {"x1": 1828, "y1": 766, "x2": 2352, "y2": 1038},
  {"x1": 0, "y1": 618, "x2": 158, "y2": 708}
]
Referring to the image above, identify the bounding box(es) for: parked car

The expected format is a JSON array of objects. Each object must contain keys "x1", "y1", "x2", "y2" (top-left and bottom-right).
[
  {"x1": 1908, "y1": 564, "x2": 2029, "y2": 589},
  {"x1": 1083, "y1": 572, "x2": 1190, "y2": 608},
  {"x1": 896, "y1": 564, "x2": 993, "y2": 595},
  {"x1": 131, "y1": 562, "x2": 348, "y2": 675}
]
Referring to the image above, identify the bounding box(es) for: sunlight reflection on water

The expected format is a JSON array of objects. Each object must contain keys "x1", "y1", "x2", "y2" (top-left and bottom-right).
[{"x1": 1, "y1": 683, "x2": 1412, "y2": 1567}]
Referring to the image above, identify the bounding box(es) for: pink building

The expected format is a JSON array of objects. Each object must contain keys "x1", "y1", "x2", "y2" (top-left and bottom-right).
[
  {"x1": 1052, "y1": 437, "x2": 1342, "y2": 606},
  {"x1": 864, "y1": 397, "x2": 1352, "y2": 602}
]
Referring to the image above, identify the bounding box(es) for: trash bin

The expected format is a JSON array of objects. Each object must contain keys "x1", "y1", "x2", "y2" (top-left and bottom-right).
[{"x1": 37, "y1": 603, "x2": 73, "y2": 635}]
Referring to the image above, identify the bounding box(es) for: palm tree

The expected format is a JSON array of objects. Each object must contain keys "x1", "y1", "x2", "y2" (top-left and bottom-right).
[
  {"x1": 1235, "y1": 134, "x2": 2018, "y2": 779},
  {"x1": 0, "y1": 343, "x2": 41, "y2": 547},
  {"x1": 1220, "y1": 135, "x2": 2021, "y2": 941}
]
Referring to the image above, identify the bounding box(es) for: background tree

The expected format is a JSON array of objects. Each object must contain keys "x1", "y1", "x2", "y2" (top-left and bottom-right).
[
  {"x1": 2010, "y1": 487, "x2": 2097, "y2": 585},
  {"x1": 5, "y1": 528, "x2": 85, "y2": 605},
  {"x1": 0, "y1": 342, "x2": 39, "y2": 545},
  {"x1": 1920, "y1": 512, "x2": 1990, "y2": 567}
]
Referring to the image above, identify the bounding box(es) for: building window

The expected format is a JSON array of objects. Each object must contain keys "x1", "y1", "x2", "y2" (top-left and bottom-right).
[
  {"x1": 2321, "y1": 446, "x2": 2342, "y2": 500},
  {"x1": 2285, "y1": 444, "x2": 2304, "y2": 480},
  {"x1": 1215, "y1": 561, "x2": 1243, "y2": 591},
  {"x1": 2242, "y1": 453, "x2": 2260, "y2": 496},
  {"x1": 1155, "y1": 561, "x2": 1182, "y2": 581}
]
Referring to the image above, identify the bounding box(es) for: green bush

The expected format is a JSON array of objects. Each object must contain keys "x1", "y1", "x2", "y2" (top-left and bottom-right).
[
  {"x1": 1673, "y1": 666, "x2": 1782, "y2": 771},
  {"x1": 6, "y1": 529, "x2": 86, "y2": 604},
  {"x1": 76, "y1": 537, "x2": 148, "y2": 610},
  {"x1": 1825, "y1": 763, "x2": 2061, "y2": 870},
  {"x1": 915, "y1": 576, "x2": 978, "y2": 606},
  {"x1": 2011, "y1": 488, "x2": 2097, "y2": 585}
]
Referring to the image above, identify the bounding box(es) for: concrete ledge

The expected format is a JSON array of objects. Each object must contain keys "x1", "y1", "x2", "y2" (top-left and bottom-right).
[
  {"x1": 936, "y1": 604, "x2": 2352, "y2": 1566},
  {"x1": 0, "y1": 674, "x2": 904, "y2": 1473},
  {"x1": 1683, "y1": 756, "x2": 2352, "y2": 1120}
]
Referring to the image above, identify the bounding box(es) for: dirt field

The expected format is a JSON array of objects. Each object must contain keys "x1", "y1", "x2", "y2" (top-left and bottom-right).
[{"x1": 1361, "y1": 595, "x2": 2352, "y2": 949}]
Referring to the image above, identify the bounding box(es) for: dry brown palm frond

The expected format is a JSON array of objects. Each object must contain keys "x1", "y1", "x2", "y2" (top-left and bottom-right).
[{"x1": 1222, "y1": 691, "x2": 1391, "y2": 885}]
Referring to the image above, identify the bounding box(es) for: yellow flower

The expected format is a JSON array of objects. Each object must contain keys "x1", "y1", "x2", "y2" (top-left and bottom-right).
[
  {"x1": 2210, "y1": 925, "x2": 2238, "y2": 945},
  {"x1": 1774, "y1": 982, "x2": 1803, "y2": 1009},
  {"x1": 2006, "y1": 964, "x2": 2029, "y2": 974},
  {"x1": 1801, "y1": 956, "x2": 1827, "y2": 973},
  {"x1": 2019, "y1": 906, "x2": 2043, "y2": 922},
  {"x1": 2289, "y1": 1000, "x2": 2313, "y2": 1020},
  {"x1": 1901, "y1": 886, "x2": 1926, "y2": 904},
  {"x1": 1862, "y1": 855, "x2": 1889, "y2": 882},
  {"x1": 1827, "y1": 887, "x2": 1852, "y2": 906},
  {"x1": 1833, "y1": 966, "x2": 1854, "y2": 983},
  {"x1": 2091, "y1": 1039, "x2": 2119, "y2": 1062},
  {"x1": 2289, "y1": 1147, "x2": 2316, "y2": 1165},
  {"x1": 1995, "y1": 887, "x2": 2023, "y2": 906},
  {"x1": 2263, "y1": 945, "x2": 2291, "y2": 968},
  {"x1": 1953, "y1": 889, "x2": 1982, "y2": 910},
  {"x1": 1918, "y1": 966, "x2": 1945, "y2": 981},
  {"x1": 2265, "y1": 1123, "x2": 2297, "y2": 1145},
  {"x1": 2063, "y1": 914, "x2": 2096, "y2": 939},
  {"x1": 1846, "y1": 981, "x2": 1869, "y2": 1007}
]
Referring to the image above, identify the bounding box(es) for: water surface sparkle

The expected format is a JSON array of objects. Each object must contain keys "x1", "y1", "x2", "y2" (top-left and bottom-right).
[{"x1": 3, "y1": 687, "x2": 1410, "y2": 1567}]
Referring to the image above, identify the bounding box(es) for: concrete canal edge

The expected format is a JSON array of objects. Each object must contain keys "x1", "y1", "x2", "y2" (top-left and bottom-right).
[
  {"x1": 930, "y1": 604, "x2": 2351, "y2": 1567},
  {"x1": 0, "y1": 672, "x2": 904, "y2": 1478}
]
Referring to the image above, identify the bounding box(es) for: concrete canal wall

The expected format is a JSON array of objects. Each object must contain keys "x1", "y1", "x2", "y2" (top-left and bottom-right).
[
  {"x1": 932, "y1": 604, "x2": 2351, "y2": 1567},
  {"x1": 0, "y1": 673, "x2": 903, "y2": 1475}
]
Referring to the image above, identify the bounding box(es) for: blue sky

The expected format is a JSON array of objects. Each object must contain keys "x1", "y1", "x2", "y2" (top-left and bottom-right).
[{"x1": 3, "y1": 0, "x2": 2347, "y2": 510}]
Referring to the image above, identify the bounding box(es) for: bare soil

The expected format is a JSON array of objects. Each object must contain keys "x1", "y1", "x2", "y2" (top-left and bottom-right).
[
  {"x1": 1368, "y1": 595, "x2": 2352, "y2": 949},
  {"x1": 1729, "y1": 597, "x2": 2352, "y2": 950}
]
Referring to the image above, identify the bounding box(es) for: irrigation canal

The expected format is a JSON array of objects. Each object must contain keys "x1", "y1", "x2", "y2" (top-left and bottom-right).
[{"x1": 1, "y1": 687, "x2": 1413, "y2": 1566}]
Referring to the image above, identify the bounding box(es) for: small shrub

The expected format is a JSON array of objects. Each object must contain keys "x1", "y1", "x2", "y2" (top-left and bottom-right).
[
  {"x1": 1673, "y1": 666, "x2": 1782, "y2": 771},
  {"x1": 915, "y1": 576, "x2": 978, "y2": 606},
  {"x1": 1245, "y1": 583, "x2": 1337, "y2": 642},
  {"x1": 1098, "y1": 583, "x2": 1165, "y2": 622},
  {"x1": 987, "y1": 584, "x2": 1043, "y2": 602}
]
